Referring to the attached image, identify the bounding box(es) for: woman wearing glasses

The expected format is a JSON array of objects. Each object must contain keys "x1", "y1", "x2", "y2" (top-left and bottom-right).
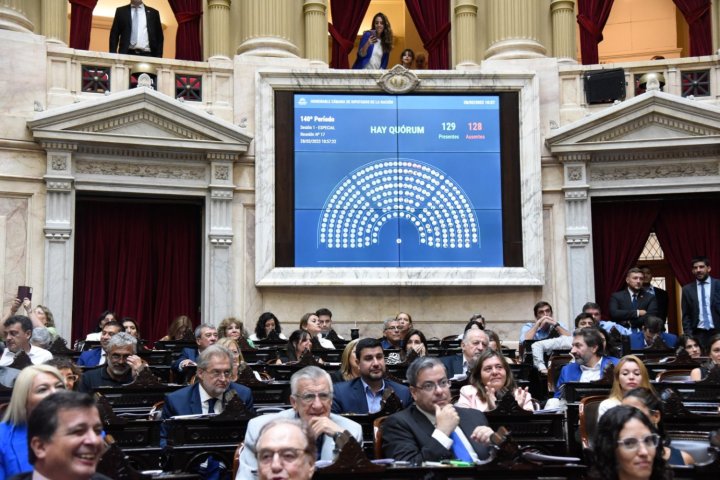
[
  {"x1": 622, "y1": 387, "x2": 694, "y2": 465},
  {"x1": 456, "y1": 349, "x2": 533, "y2": 412},
  {"x1": 590, "y1": 405, "x2": 670, "y2": 480}
]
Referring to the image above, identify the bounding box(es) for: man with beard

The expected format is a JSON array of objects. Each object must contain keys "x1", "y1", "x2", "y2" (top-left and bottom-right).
[
  {"x1": 440, "y1": 328, "x2": 489, "y2": 378},
  {"x1": 553, "y1": 327, "x2": 619, "y2": 399},
  {"x1": 609, "y1": 267, "x2": 658, "y2": 332},
  {"x1": 15, "y1": 391, "x2": 110, "y2": 480},
  {"x1": 77, "y1": 321, "x2": 121, "y2": 367},
  {"x1": 78, "y1": 332, "x2": 145, "y2": 392},
  {"x1": 681, "y1": 256, "x2": 720, "y2": 348},
  {"x1": 381, "y1": 357, "x2": 494, "y2": 463},
  {"x1": 331, "y1": 338, "x2": 412, "y2": 414}
]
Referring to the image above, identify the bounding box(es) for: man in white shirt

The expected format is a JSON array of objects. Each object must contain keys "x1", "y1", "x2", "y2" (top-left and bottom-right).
[
  {"x1": 531, "y1": 312, "x2": 596, "y2": 374},
  {"x1": 0, "y1": 315, "x2": 52, "y2": 366},
  {"x1": 109, "y1": 0, "x2": 164, "y2": 57}
]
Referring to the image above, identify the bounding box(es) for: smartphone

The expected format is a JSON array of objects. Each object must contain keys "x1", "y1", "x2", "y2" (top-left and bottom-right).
[{"x1": 17, "y1": 285, "x2": 32, "y2": 301}]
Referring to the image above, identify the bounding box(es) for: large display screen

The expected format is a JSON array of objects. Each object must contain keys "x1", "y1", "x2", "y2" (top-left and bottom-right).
[{"x1": 292, "y1": 94, "x2": 504, "y2": 268}]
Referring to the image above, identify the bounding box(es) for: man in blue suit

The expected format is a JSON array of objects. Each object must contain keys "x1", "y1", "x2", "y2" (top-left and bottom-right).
[
  {"x1": 77, "y1": 321, "x2": 121, "y2": 367},
  {"x1": 440, "y1": 329, "x2": 489, "y2": 378},
  {"x1": 629, "y1": 315, "x2": 678, "y2": 350},
  {"x1": 554, "y1": 327, "x2": 619, "y2": 399},
  {"x1": 331, "y1": 338, "x2": 412, "y2": 414},
  {"x1": 171, "y1": 323, "x2": 218, "y2": 376},
  {"x1": 161, "y1": 344, "x2": 255, "y2": 446}
]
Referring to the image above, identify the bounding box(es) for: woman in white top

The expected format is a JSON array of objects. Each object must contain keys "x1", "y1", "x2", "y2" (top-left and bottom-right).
[
  {"x1": 249, "y1": 311, "x2": 286, "y2": 342},
  {"x1": 300, "y1": 312, "x2": 334, "y2": 349},
  {"x1": 456, "y1": 349, "x2": 534, "y2": 412},
  {"x1": 597, "y1": 354, "x2": 653, "y2": 420},
  {"x1": 352, "y1": 12, "x2": 393, "y2": 70}
]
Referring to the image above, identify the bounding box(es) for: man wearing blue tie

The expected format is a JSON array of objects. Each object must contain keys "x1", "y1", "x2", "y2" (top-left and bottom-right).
[{"x1": 681, "y1": 256, "x2": 720, "y2": 349}]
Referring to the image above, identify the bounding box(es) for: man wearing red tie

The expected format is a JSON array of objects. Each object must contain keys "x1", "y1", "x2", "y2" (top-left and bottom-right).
[{"x1": 109, "y1": 0, "x2": 164, "y2": 58}]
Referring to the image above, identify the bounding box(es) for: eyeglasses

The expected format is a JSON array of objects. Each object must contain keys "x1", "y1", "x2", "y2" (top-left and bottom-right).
[
  {"x1": 293, "y1": 392, "x2": 332, "y2": 404},
  {"x1": 109, "y1": 353, "x2": 132, "y2": 361},
  {"x1": 385, "y1": 326, "x2": 402, "y2": 331},
  {"x1": 415, "y1": 379, "x2": 450, "y2": 392},
  {"x1": 257, "y1": 448, "x2": 307, "y2": 465},
  {"x1": 617, "y1": 434, "x2": 661, "y2": 451},
  {"x1": 204, "y1": 369, "x2": 232, "y2": 379}
]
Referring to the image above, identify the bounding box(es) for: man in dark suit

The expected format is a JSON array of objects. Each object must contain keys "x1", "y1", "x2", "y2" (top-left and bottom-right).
[
  {"x1": 161, "y1": 344, "x2": 255, "y2": 446},
  {"x1": 381, "y1": 357, "x2": 494, "y2": 463},
  {"x1": 78, "y1": 332, "x2": 146, "y2": 393},
  {"x1": 331, "y1": 338, "x2": 412, "y2": 414},
  {"x1": 171, "y1": 323, "x2": 218, "y2": 376},
  {"x1": 109, "y1": 0, "x2": 164, "y2": 58},
  {"x1": 440, "y1": 329, "x2": 489, "y2": 378},
  {"x1": 20, "y1": 391, "x2": 111, "y2": 480},
  {"x1": 629, "y1": 315, "x2": 678, "y2": 350},
  {"x1": 681, "y1": 256, "x2": 720, "y2": 348},
  {"x1": 640, "y1": 265, "x2": 669, "y2": 320},
  {"x1": 609, "y1": 267, "x2": 658, "y2": 331},
  {"x1": 77, "y1": 321, "x2": 121, "y2": 367}
]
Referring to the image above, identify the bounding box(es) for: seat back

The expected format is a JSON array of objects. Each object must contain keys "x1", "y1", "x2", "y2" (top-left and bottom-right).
[
  {"x1": 656, "y1": 369, "x2": 693, "y2": 382},
  {"x1": 373, "y1": 415, "x2": 388, "y2": 459},
  {"x1": 547, "y1": 354, "x2": 573, "y2": 393},
  {"x1": 579, "y1": 394, "x2": 608, "y2": 449}
]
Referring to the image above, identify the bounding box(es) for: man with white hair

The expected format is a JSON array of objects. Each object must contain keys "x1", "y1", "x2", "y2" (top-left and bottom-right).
[
  {"x1": 237, "y1": 366, "x2": 363, "y2": 480},
  {"x1": 255, "y1": 418, "x2": 316, "y2": 480},
  {"x1": 440, "y1": 329, "x2": 489, "y2": 378}
]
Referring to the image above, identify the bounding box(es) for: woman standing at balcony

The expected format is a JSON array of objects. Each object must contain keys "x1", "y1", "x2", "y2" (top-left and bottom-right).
[{"x1": 353, "y1": 12, "x2": 393, "y2": 70}]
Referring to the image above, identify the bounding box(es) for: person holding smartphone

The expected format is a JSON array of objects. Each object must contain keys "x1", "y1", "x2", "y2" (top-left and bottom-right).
[{"x1": 352, "y1": 12, "x2": 393, "y2": 70}]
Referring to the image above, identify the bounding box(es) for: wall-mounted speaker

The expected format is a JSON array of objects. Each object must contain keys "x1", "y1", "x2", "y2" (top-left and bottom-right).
[{"x1": 584, "y1": 68, "x2": 626, "y2": 104}]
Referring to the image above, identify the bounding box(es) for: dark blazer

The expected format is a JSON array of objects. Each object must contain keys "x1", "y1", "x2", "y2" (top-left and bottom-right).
[
  {"x1": 629, "y1": 331, "x2": 678, "y2": 350},
  {"x1": 331, "y1": 377, "x2": 412, "y2": 414},
  {"x1": 160, "y1": 382, "x2": 255, "y2": 446},
  {"x1": 681, "y1": 278, "x2": 720, "y2": 333},
  {"x1": 440, "y1": 354, "x2": 465, "y2": 377},
  {"x1": 78, "y1": 366, "x2": 133, "y2": 393},
  {"x1": 646, "y1": 285, "x2": 669, "y2": 321},
  {"x1": 77, "y1": 347, "x2": 103, "y2": 367},
  {"x1": 609, "y1": 289, "x2": 658, "y2": 329},
  {"x1": 381, "y1": 405, "x2": 491, "y2": 462},
  {"x1": 171, "y1": 347, "x2": 198, "y2": 373},
  {"x1": 109, "y1": 4, "x2": 164, "y2": 57}
]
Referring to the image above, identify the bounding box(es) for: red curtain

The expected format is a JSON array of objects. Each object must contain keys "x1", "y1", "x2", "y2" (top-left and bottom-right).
[
  {"x1": 672, "y1": 0, "x2": 712, "y2": 56},
  {"x1": 168, "y1": 0, "x2": 203, "y2": 61},
  {"x1": 328, "y1": 0, "x2": 371, "y2": 68},
  {"x1": 654, "y1": 198, "x2": 720, "y2": 286},
  {"x1": 591, "y1": 200, "x2": 660, "y2": 319},
  {"x1": 72, "y1": 199, "x2": 202, "y2": 344},
  {"x1": 405, "y1": 0, "x2": 451, "y2": 69},
  {"x1": 577, "y1": 0, "x2": 615, "y2": 65},
  {"x1": 69, "y1": 0, "x2": 98, "y2": 50}
]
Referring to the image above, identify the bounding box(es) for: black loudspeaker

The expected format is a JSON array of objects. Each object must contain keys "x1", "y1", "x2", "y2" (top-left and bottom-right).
[{"x1": 584, "y1": 68, "x2": 626, "y2": 104}]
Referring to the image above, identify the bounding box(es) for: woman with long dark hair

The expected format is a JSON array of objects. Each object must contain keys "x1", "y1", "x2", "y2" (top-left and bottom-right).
[
  {"x1": 250, "y1": 311, "x2": 285, "y2": 342},
  {"x1": 691, "y1": 333, "x2": 720, "y2": 380},
  {"x1": 353, "y1": 12, "x2": 393, "y2": 69}
]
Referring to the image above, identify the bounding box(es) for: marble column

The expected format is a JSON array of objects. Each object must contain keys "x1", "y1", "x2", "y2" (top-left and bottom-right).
[
  {"x1": 42, "y1": 144, "x2": 76, "y2": 342},
  {"x1": 485, "y1": 0, "x2": 547, "y2": 60},
  {"x1": 561, "y1": 156, "x2": 594, "y2": 316},
  {"x1": 235, "y1": 0, "x2": 299, "y2": 57},
  {"x1": 551, "y1": 0, "x2": 576, "y2": 63},
  {"x1": 208, "y1": 0, "x2": 231, "y2": 59},
  {"x1": 713, "y1": 0, "x2": 720, "y2": 54},
  {"x1": 40, "y1": 0, "x2": 66, "y2": 44},
  {"x1": 453, "y1": 0, "x2": 479, "y2": 67},
  {"x1": 205, "y1": 155, "x2": 236, "y2": 324},
  {"x1": 303, "y1": 0, "x2": 327, "y2": 65},
  {"x1": 0, "y1": 0, "x2": 34, "y2": 33}
]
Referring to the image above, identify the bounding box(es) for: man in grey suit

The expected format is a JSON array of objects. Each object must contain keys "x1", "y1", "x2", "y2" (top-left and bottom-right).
[
  {"x1": 682, "y1": 256, "x2": 720, "y2": 348},
  {"x1": 236, "y1": 366, "x2": 363, "y2": 480}
]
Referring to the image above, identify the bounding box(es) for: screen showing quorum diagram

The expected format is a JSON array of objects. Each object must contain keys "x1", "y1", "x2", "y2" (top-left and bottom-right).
[{"x1": 293, "y1": 93, "x2": 503, "y2": 267}]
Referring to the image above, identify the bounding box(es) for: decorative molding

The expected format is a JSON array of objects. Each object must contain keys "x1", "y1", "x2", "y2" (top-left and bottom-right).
[
  {"x1": 377, "y1": 65, "x2": 421, "y2": 94},
  {"x1": 590, "y1": 148, "x2": 720, "y2": 164},
  {"x1": 211, "y1": 189, "x2": 233, "y2": 199},
  {"x1": 46, "y1": 181, "x2": 73, "y2": 191},
  {"x1": 215, "y1": 165, "x2": 229, "y2": 180},
  {"x1": 44, "y1": 229, "x2": 72, "y2": 242},
  {"x1": 566, "y1": 166, "x2": 583, "y2": 181},
  {"x1": 565, "y1": 235, "x2": 590, "y2": 246},
  {"x1": 41, "y1": 142, "x2": 77, "y2": 151},
  {"x1": 75, "y1": 160, "x2": 206, "y2": 180},
  {"x1": 71, "y1": 111, "x2": 215, "y2": 141},
  {"x1": 558, "y1": 153, "x2": 591, "y2": 163},
  {"x1": 209, "y1": 234, "x2": 233, "y2": 246},
  {"x1": 587, "y1": 113, "x2": 718, "y2": 142},
  {"x1": 564, "y1": 190, "x2": 587, "y2": 200},
  {"x1": 590, "y1": 162, "x2": 718, "y2": 182},
  {"x1": 50, "y1": 155, "x2": 67, "y2": 171},
  {"x1": 208, "y1": 152, "x2": 239, "y2": 161},
  {"x1": 78, "y1": 145, "x2": 203, "y2": 161}
]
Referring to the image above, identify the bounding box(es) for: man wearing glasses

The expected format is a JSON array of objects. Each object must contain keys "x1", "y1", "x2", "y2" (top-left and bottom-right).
[
  {"x1": 161, "y1": 344, "x2": 255, "y2": 446},
  {"x1": 380, "y1": 318, "x2": 404, "y2": 349},
  {"x1": 331, "y1": 338, "x2": 412, "y2": 414},
  {"x1": 255, "y1": 418, "x2": 316, "y2": 480},
  {"x1": 78, "y1": 332, "x2": 145, "y2": 392},
  {"x1": 381, "y1": 357, "x2": 494, "y2": 463},
  {"x1": 237, "y1": 366, "x2": 363, "y2": 480}
]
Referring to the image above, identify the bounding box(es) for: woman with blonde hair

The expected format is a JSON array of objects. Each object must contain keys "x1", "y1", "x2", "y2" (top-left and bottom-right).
[
  {"x1": 331, "y1": 339, "x2": 360, "y2": 382},
  {"x1": 217, "y1": 337, "x2": 247, "y2": 381},
  {"x1": 0, "y1": 365, "x2": 65, "y2": 479},
  {"x1": 598, "y1": 354, "x2": 653, "y2": 420},
  {"x1": 159, "y1": 315, "x2": 194, "y2": 341}
]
